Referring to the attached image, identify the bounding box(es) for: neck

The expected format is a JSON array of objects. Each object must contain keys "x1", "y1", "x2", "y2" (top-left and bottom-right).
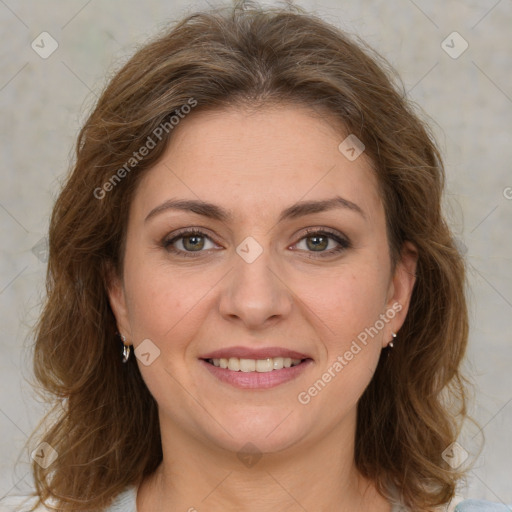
[{"x1": 136, "y1": 412, "x2": 392, "y2": 512}]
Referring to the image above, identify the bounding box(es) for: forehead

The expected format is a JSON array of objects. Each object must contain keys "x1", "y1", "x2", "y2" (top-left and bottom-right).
[{"x1": 133, "y1": 104, "x2": 383, "y2": 225}]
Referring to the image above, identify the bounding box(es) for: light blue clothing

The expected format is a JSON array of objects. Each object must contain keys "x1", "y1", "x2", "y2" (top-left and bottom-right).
[
  {"x1": 103, "y1": 486, "x2": 512, "y2": 511},
  {"x1": 2, "y1": 486, "x2": 510, "y2": 511},
  {"x1": 106, "y1": 487, "x2": 136, "y2": 512},
  {"x1": 455, "y1": 501, "x2": 512, "y2": 512}
]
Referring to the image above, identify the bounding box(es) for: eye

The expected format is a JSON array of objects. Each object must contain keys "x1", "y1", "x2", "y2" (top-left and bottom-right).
[
  {"x1": 162, "y1": 229, "x2": 219, "y2": 257},
  {"x1": 162, "y1": 227, "x2": 351, "y2": 259},
  {"x1": 293, "y1": 228, "x2": 351, "y2": 257}
]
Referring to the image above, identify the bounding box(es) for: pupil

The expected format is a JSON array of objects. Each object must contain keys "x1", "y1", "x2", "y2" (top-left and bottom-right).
[{"x1": 307, "y1": 235, "x2": 327, "y2": 251}]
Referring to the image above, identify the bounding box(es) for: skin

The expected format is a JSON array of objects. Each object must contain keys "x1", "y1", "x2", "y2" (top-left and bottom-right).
[{"x1": 108, "y1": 103, "x2": 418, "y2": 512}]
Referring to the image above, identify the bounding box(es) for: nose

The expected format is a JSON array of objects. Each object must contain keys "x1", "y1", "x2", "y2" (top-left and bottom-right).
[{"x1": 218, "y1": 245, "x2": 293, "y2": 330}]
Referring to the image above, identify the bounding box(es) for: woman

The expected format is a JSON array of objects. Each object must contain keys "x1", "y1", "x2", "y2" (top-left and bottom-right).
[{"x1": 14, "y1": 1, "x2": 508, "y2": 511}]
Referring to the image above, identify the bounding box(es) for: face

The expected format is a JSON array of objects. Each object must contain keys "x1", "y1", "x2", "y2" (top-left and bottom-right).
[{"x1": 108, "y1": 104, "x2": 417, "y2": 456}]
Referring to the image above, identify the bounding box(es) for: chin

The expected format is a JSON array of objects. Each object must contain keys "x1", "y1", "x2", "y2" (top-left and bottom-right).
[{"x1": 200, "y1": 406, "x2": 310, "y2": 456}]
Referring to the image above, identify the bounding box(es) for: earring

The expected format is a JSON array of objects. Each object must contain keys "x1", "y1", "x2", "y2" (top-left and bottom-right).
[
  {"x1": 120, "y1": 334, "x2": 131, "y2": 363},
  {"x1": 389, "y1": 332, "x2": 397, "y2": 348}
]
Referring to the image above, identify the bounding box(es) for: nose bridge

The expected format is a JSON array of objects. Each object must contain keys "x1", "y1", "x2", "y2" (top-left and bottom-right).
[{"x1": 218, "y1": 237, "x2": 293, "y2": 328}]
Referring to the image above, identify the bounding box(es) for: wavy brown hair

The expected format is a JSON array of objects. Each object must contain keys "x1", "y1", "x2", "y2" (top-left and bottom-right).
[{"x1": 26, "y1": 1, "x2": 469, "y2": 510}]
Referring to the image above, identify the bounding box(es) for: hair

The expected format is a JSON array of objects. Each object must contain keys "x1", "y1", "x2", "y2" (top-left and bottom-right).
[{"x1": 26, "y1": 1, "x2": 469, "y2": 510}]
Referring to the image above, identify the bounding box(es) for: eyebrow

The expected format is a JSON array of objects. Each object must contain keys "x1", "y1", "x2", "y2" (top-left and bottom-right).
[{"x1": 144, "y1": 195, "x2": 367, "y2": 224}]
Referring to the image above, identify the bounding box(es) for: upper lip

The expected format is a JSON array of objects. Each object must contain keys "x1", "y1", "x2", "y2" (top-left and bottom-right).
[{"x1": 200, "y1": 346, "x2": 311, "y2": 360}]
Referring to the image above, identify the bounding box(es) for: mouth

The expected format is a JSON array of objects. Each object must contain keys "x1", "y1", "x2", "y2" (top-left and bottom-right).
[{"x1": 198, "y1": 348, "x2": 313, "y2": 389}]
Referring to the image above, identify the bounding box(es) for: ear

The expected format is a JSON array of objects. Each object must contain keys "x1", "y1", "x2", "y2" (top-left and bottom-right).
[
  {"x1": 382, "y1": 241, "x2": 418, "y2": 347},
  {"x1": 105, "y1": 261, "x2": 132, "y2": 344}
]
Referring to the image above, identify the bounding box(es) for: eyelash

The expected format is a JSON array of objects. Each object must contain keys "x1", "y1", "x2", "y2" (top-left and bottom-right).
[{"x1": 162, "y1": 227, "x2": 351, "y2": 259}]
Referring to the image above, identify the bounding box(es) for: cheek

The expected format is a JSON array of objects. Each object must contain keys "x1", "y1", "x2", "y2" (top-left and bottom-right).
[
  {"x1": 298, "y1": 264, "x2": 388, "y2": 340},
  {"x1": 293, "y1": 264, "x2": 388, "y2": 400},
  {"x1": 122, "y1": 254, "x2": 208, "y2": 344},
  {"x1": 300, "y1": 282, "x2": 385, "y2": 411}
]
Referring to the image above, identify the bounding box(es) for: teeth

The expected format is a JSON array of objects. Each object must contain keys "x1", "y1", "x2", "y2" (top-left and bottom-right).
[{"x1": 209, "y1": 357, "x2": 302, "y2": 372}]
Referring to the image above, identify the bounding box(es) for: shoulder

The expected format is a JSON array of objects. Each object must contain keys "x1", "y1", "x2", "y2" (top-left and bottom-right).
[
  {"x1": 105, "y1": 486, "x2": 137, "y2": 511},
  {"x1": 454, "y1": 499, "x2": 512, "y2": 511},
  {"x1": 0, "y1": 487, "x2": 137, "y2": 512},
  {"x1": 392, "y1": 496, "x2": 510, "y2": 512},
  {"x1": 0, "y1": 496, "x2": 42, "y2": 512},
  {"x1": 0, "y1": 494, "x2": 43, "y2": 512}
]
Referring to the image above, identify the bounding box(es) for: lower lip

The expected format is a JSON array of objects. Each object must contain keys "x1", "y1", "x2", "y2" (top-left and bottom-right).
[{"x1": 200, "y1": 359, "x2": 313, "y2": 389}]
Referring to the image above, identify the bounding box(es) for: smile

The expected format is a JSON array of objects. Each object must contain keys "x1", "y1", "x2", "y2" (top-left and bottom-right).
[
  {"x1": 205, "y1": 357, "x2": 303, "y2": 372},
  {"x1": 200, "y1": 357, "x2": 313, "y2": 389}
]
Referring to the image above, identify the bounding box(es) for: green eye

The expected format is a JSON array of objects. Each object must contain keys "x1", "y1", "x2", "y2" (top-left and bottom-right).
[
  {"x1": 163, "y1": 230, "x2": 217, "y2": 257},
  {"x1": 162, "y1": 228, "x2": 351, "y2": 259},
  {"x1": 181, "y1": 234, "x2": 206, "y2": 251},
  {"x1": 305, "y1": 234, "x2": 329, "y2": 251},
  {"x1": 295, "y1": 229, "x2": 351, "y2": 256}
]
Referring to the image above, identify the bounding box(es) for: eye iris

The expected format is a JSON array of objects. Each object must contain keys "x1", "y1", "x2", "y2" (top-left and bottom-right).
[
  {"x1": 306, "y1": 235, "x2": 328, "y2": 251},
  {"x1": 183, "y1": 235, "x2": 204, "y2": 251}
]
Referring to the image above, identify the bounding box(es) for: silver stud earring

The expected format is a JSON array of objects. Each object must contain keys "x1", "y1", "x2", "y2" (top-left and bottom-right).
[
  {"x1": 120, "y1": 334, "x2": 131, "y2": 363},
  {"x1": 389, "y1": 332, "x2": 397, "y2": 348}
]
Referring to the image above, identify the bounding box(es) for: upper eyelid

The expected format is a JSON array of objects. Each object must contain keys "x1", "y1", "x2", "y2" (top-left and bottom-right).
[{"x1": 164, "y1": 227, "x2": 219, "y2": 245}]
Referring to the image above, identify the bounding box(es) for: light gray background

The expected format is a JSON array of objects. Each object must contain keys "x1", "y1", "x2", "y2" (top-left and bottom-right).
[{"x1": 1, "y1": 0, "x2": 511, "y2": 506}]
